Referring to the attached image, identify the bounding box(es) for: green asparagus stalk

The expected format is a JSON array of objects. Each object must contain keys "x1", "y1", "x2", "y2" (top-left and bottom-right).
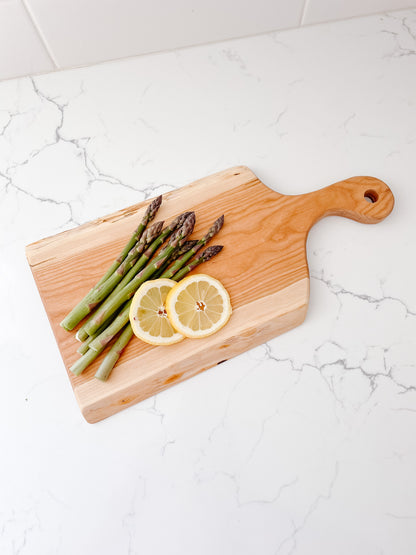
[
  {"x1": 61, "y1": 195, "x2": 162, "y2": 331},
  {"x1": 78, "y1": 211, "x2": 191, "y2": 338},
  {"x1": 152, "y1": 240, "x2": 198, "y2": 279},
  {"x1": 76, "y1": 304, "x2": 126, "y2": 354},
  {"x1": 88, "y1": 214, "x2": 195, "y2": 349},
  {"x1": 77, "y1": 336, "x2": 92, "y2": 355},
  {"x1": 95, "y1": 324, "x2": 134, "y2": 381},
  {"x1": 70, "y1": 328, "x2": 124, "y2": 376},
  {"x1": 88, "y1": 302, "x2": 132, "y2": 352},
  {"x1": 160, "y1": 215, "x2": 224, "y2": 279},
  {"x1": 97, "y1": 194, "x2": 162, "y2": 283},
  {"x1": 70, "y1": 346, "x2": 102, "y2": 376},
  {"x1": 76, "y1": 219, "x2": 164, "y2": 312},
  {"x1": 74, "y1": 219, "x2": 163, "y2": 337},
  {"x1": 86, "y1": 212, "x2": 196, "y2": 338},
  {"x1": 70, "y1": 301, "x2": 132, "y2": 375},
  {"x1": 73, "y1": 242, "x2": 223, "y2": 377},
  {"x1": 76, "y1": 328, "x2": 89, "y2": 342},
  {"x1": 111, "y1": 211, "x2": 192, "y2": 293}
]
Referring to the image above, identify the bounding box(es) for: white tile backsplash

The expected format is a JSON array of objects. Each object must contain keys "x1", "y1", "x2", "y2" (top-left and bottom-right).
[
  {"x1": 302, "y1": 0, "x2": 415, "y2": 25},
  {"x1": 0, "y1": 0, "x2": 415, "y2": 81},
  {"x1": 0, "y1": 0, "x2": 54, "y2": 80},
  {"x1": 24, "y1": 0, "x2": 305, "y2": 68}
]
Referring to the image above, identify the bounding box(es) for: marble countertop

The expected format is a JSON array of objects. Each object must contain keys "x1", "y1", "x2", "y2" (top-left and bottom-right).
[{"x1": 1, "y1": 8, "x2": 416, "y2": 555}]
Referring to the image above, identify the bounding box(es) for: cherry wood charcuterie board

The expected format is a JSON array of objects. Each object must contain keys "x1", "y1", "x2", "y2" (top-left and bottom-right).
[{"x1": 25, "y1": 166, "x2": 394, "y2": 423}]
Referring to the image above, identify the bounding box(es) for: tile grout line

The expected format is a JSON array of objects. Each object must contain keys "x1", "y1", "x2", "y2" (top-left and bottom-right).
[
  {"x1": 21, "y1": 0, "x2": 60, "y2": 69},
  {"x1": 300, "y1": 0, "x2": 312, "y2": 25}
]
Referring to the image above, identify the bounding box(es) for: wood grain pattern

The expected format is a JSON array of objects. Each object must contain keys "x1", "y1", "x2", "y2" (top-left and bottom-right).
[{"x1": 25, "y1": 167, "x2": 394, "y2": 422}]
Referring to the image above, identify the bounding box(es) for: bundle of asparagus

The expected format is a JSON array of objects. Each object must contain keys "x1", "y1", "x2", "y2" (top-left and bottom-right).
[{"x1": 61, "y1": 195, "x2": 224, "y2": 381}]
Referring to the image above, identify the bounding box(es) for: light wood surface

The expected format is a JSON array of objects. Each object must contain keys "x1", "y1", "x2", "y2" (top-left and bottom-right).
[{"x1": 25, "y1": 167, "x2": 394, "y2": 423}]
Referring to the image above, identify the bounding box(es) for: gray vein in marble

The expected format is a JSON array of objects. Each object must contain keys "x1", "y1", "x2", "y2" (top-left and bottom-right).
[
  {"x1": 340, "y1": 112, "x2": 356, "y2": 133},
  {"x1": 207, "y1": 365, "x2": 259, "y2": 444},
  {"x1": 268, "y1": 108, "x2": 288, "y2": 137},
  {"x1": 30, "y1": 78, "x2": 144, "y2": 198},
  {"x1": 269, "y1": 33, "x2": 291, "y2": 48},
  {"x1": 122, "y1": 476, "x2": 146, "y2": 555},
  {"x1": 24, "y1": 374, "x2": 60, "y2": 399},
  {"x1": 45, "y1": 489, "x2": 71, "y2": 510},
  {"x1": 0, "y1": 76, "x2": 172, "y2": 236},
  {"x1": 221, "y1": 48, "x2": 247, "y2": 70},
  {"x1": 140, "y1": 182, "x2": 177, "y2": 200},
  {"x1": 288, "y1": 79, "x2": 304, "y2": 87},
  {"x1": 9, "y1": 506, "x2": 41, "y2": 555},
  {"x1": 135, "y1": 393, "x2": 165, "y2": 423},
  {"x1": 391, "y1": 407, "x2": 416, "y2": 413},
  {"x1": 385, "y1": 512, "x2": 416, "y2": 520},
  {"x1": 312, "y1": 273, "x2": 416, "y2": 319},
  {"x1": 381, "y1": 12, "x2": 416, "y2": 58},
  {"x1": 239, "y1": 477, "x2": 299, "y2": 508},
  {"x1": 1, "y1": 167, "x2": 77, "y2": 229},
  {"x1": 0, "y1": 111, "x2": 20, "y2": 137},
  {"x1": 217, "y1": 470, "x2": 299, "y2": 510},
  {"x1": 244, "y1": 401, "x2": 281, "y2": 465},
  {"x1": 276, "y1": 462, "x2": 339, "y2": 555},
  {"x1": 160, "y1": 439, "x2": 176, "y2": 456},
  {"x1": 133, "y1": 117, "x2": 159, "y2": 133}
]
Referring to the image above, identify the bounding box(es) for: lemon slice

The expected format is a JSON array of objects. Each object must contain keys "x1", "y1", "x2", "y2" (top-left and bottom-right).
[
  {"x1": 129, "y1": 279, "x2": 184, "y2": 345},
  {"x1": 165, "y1": 274, "x2": 232, "y2": 338}
]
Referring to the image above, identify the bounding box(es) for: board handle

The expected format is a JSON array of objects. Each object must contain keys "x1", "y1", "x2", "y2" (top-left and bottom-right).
[{"x1": 303, "y1": 176, "x2": 394, "y2": 229}]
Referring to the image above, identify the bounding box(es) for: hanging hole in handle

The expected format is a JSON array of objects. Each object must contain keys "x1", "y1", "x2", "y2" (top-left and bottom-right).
[{"x1": 364, "y1": 190, "x2": 379, "y2": 203}]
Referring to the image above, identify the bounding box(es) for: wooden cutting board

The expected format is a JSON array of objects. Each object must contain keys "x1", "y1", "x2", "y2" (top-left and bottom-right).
[{"x1": 25, "y1": 166, "x2": 394, "y2": 423}]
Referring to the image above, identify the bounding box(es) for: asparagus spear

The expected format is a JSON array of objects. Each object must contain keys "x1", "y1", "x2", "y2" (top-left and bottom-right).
[
  {"x1": 77, "y1": 211, "x2": 191, "y2": 338},
  {"x1": 95, "y1": 324, "x2": 134, "y2": 381},
  {"x1": 77, "y1": 336, "x2": 93, "y2": 355},
  {"x1": 87, "y1": 213, "x2": 196, "y2": 347},
  {"x1": 70, "y1": 241, "x2": 223, "y2": 377},
  {"x1": 98, "y1": 194, "x2": 162, "y2": 282},
  {"x1": 160, "y1": 215, "x2": 224, "y2": 279},
  {"x1": 78, "y1": 304, "x2": 131, "y2": 358},
  {"x1": 152, "y1": 240, "x2": 198, "y2": 279},
  {"x1": 85, "y1": 240, "x2": 193, "y2": 354},
  {"x1": 89, "y1": 241, "x2": 198, "y2": 359},
  {"x1": 61, "y1": 195, "x2": 162, "y2": 331},
  {"x1": 77, "y1": 220, "x2": 164, "y2": 312},
  {"x1": 112, "y1": 211, "x2": 192, "y2": 292},
  {"x1": 71, "y1": 301, "x2": 133, "y2": 375},
  {"x1": 72, "y1": 220, "x2": 164, "y2": 338},
  {"x1": 77, "y1": 304, "x2": 126, "y2": 354},
  {"x1": 76, "y1": 328, "x2": 89, "y2": 342},
  {"x1": 71, "y1": 345, "x2": 103, "y2": 376},
  {"x1": 81, "y1": 212, "x2": 192, "y2": 337},
  {"x1": 173, "y1": 245, "x2": 223, "y2": 281}
]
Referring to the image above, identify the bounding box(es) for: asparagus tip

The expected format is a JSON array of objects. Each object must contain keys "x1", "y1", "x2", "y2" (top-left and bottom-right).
[
  {"x1": 182, "y1": 212, "x2": 196, "y2": 239},
  {"x1": 170, "y1": 212, "x2": 195, "y2": 247},
  {"x1": 201, "y1": 245, "x2": 223, "y2": 262},
  {"x1": 147, "y1": 194, "x2": 162, "y2": 215},
  {"x1": 216, "y1": 214, "x2": 225, "y2": 230},
  {"x1": 179, "y1": 240, "x2": 198, "y2": 254},
  {"x1": 173, "y1": 211, "x2": 193, "y2": 230},
  {"x1": 145, "y1": 220, "x2": 164, "y2": 243},
  {"x1": 201, "y1": 214, "x2": 225, "y2": 244}
]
